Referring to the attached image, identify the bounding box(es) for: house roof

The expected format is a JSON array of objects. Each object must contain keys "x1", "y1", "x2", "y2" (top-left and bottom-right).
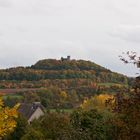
[{"x1": 18, "y1": 102, "x2": 45, "y2": 119}]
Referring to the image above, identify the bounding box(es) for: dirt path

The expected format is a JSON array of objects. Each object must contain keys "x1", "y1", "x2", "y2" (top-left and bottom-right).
[{"x1": 0, "y1": 88, "x2": 42, "y2": 94}]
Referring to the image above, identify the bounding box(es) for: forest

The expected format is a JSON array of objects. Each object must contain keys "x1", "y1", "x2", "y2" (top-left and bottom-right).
[
  {"x1": 0, "y1": 53, "x2": 139, "y2": 140},
  {"x1": 0, "y1": 59, "x2": 129, "y2": 83}
]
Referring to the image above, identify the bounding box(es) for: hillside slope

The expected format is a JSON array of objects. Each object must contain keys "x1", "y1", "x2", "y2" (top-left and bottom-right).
[{"x1": 0, "y1": 58, "x2": 128, "y2": 84}]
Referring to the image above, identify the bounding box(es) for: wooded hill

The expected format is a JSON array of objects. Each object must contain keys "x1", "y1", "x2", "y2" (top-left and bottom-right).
[{"x1": 0, "y1": 59, "x2": 129, "y2": 84}]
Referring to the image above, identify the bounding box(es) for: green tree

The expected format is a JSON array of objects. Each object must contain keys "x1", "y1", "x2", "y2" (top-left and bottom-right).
[
  {"x1": 70, "y1": 109, "x2": 114, "y2": 140},
  {"x1": 20, "y1": 127, "x2": 45, "y2": 140}
]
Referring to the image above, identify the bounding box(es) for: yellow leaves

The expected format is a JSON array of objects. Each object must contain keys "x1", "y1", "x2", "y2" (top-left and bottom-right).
[
  {"x1": 60, "y1": 91, "x2": 67, "y2": 98},
  {"x1": 60, "y1": 91, "x2": 68, "y2": 101},
  {"x1": 80, "y1": 94, "x2": 114, "y2": 111},
  {"x1": 0, "y1": 98, "x2": 4, "y2": 108},
  {"x1": 0, "y1": 97, "x2": 19, "y2": 138}
]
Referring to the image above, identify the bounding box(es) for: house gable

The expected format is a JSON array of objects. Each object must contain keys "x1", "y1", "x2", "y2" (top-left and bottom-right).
[
  {"x1": 28, "y1": 107, "x2": 44, "y2": 124},
  {"x1": 18, "y1": 102, "x2": 45, "y2": 124}
]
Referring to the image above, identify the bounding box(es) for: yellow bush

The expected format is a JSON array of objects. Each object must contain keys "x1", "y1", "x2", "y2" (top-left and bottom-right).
[
  {"x1": 0, "y1": 97, "x2": 19, "y2": 138},
  {"x1": 80, "y1": 94, "x2": 114, "y2": 111}
]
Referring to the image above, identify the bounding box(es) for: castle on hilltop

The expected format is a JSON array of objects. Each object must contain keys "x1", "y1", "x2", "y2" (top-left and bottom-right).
[{"x1": 61, "y1": 56, "x2": 71, "y2": 61}]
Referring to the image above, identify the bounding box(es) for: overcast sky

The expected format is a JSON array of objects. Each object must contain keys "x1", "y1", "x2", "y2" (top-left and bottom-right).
[{"x1": 0, "y1": 0, "x2": 140, "y2": 77}]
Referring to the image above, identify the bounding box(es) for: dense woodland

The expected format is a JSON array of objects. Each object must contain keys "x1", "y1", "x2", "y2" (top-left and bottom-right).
[
  {"x1": 0, "y1": 59, "x2": 129, "y2": 83},
  {"x1": 0, "y1": 55, "x2": 139, "y2": 140}
]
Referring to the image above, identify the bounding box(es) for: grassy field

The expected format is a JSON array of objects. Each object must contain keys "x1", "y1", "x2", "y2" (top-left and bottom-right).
[
  {"x1": 0, "y1": 88, "x2": 41, "y2": 95},
  {"x1": 98, "y1": 82, "x2": 128, "y2": 87},
  {"x1": 47, "y1": 109, "x2": 74, "y2": 114},
  {"x1": 2, "y1": 94, "x2": 23, "y2": 100}
]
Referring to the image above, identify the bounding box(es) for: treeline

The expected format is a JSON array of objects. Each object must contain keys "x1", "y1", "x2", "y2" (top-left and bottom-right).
[
  {"x1": 5, "y1": 110, "x2": 116, "y2": 140},
  {"x1": 3, "y1": 83, "x2": 128, "y2": 109},
  {"x1": 31, "y1": 59, "x2": 107, "y2": 71},
  {"x1": 0, "y1": 78, "x2": 129, "y2": 89},
  {"x1": 0, "y1": 59, "x2": 129, "y2": 84}
]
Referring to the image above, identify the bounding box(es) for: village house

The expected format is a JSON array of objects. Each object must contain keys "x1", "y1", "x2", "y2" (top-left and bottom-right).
[{"x1": 18, "y1": 102, "x2": 45, "y2": 124}]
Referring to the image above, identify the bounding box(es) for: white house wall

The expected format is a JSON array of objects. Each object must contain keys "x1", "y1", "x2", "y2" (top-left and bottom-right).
[{"x1": 28, "y1": 107, "x2": 44, "y2": 123}]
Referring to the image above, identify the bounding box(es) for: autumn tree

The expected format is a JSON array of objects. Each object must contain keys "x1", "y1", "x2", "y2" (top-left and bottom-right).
[
  {"x1": 4, "y1": 115, "x2": 28, "y2": 140},
  {"x1": 80, "y1": 94, "x2": 113, "y2": 111},
  {"x1": 0, "y1": 97, "x2": 19, "y2": 139},
  {"x1": 107, "y1": 51, "x2": 140, "y2": 140}
]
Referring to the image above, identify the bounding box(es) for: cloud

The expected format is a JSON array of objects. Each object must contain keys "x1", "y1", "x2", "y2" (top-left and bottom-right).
[
  {"x1": 4, "y1": 0, "x2": 75, "y2": 16},
  {"x1": 0, "y1": 0, "x2": 140, "y2": 76},
  {"x1": 0, "y1": 0, "x2": 11, "y2": 7},
  {"x1": 111, "y1": 25, "x2": 140, "y2": 43}
]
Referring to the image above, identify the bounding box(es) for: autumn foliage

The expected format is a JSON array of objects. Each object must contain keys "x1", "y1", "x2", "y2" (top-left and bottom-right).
[
  {"x1": 0, "y1": 97, "x2": 19, "y2": 138},
  {"x1": 80, "y1": 94, "x2": 114, "y2": 111}
]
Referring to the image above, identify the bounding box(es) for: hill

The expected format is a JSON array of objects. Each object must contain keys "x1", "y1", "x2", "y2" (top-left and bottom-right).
[
  {"x1": 0, "y1": 58, "x2": 131, "y2": 110},
  {"x1": 0, "y1": 58, "x2": 128, "y2": 84}
]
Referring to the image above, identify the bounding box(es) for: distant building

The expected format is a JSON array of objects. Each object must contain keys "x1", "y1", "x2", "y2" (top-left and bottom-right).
[
  {"x1": 18, "y1": 102, "x2": 45, "y2": 124},
  {"x1": 61, "y1": 56, "x2": 71, "y2": 61}
]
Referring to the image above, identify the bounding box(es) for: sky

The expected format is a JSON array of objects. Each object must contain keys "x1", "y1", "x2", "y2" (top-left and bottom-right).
[{"x1": 0, "y1": 0, "x2": 140, "y2": 77}]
